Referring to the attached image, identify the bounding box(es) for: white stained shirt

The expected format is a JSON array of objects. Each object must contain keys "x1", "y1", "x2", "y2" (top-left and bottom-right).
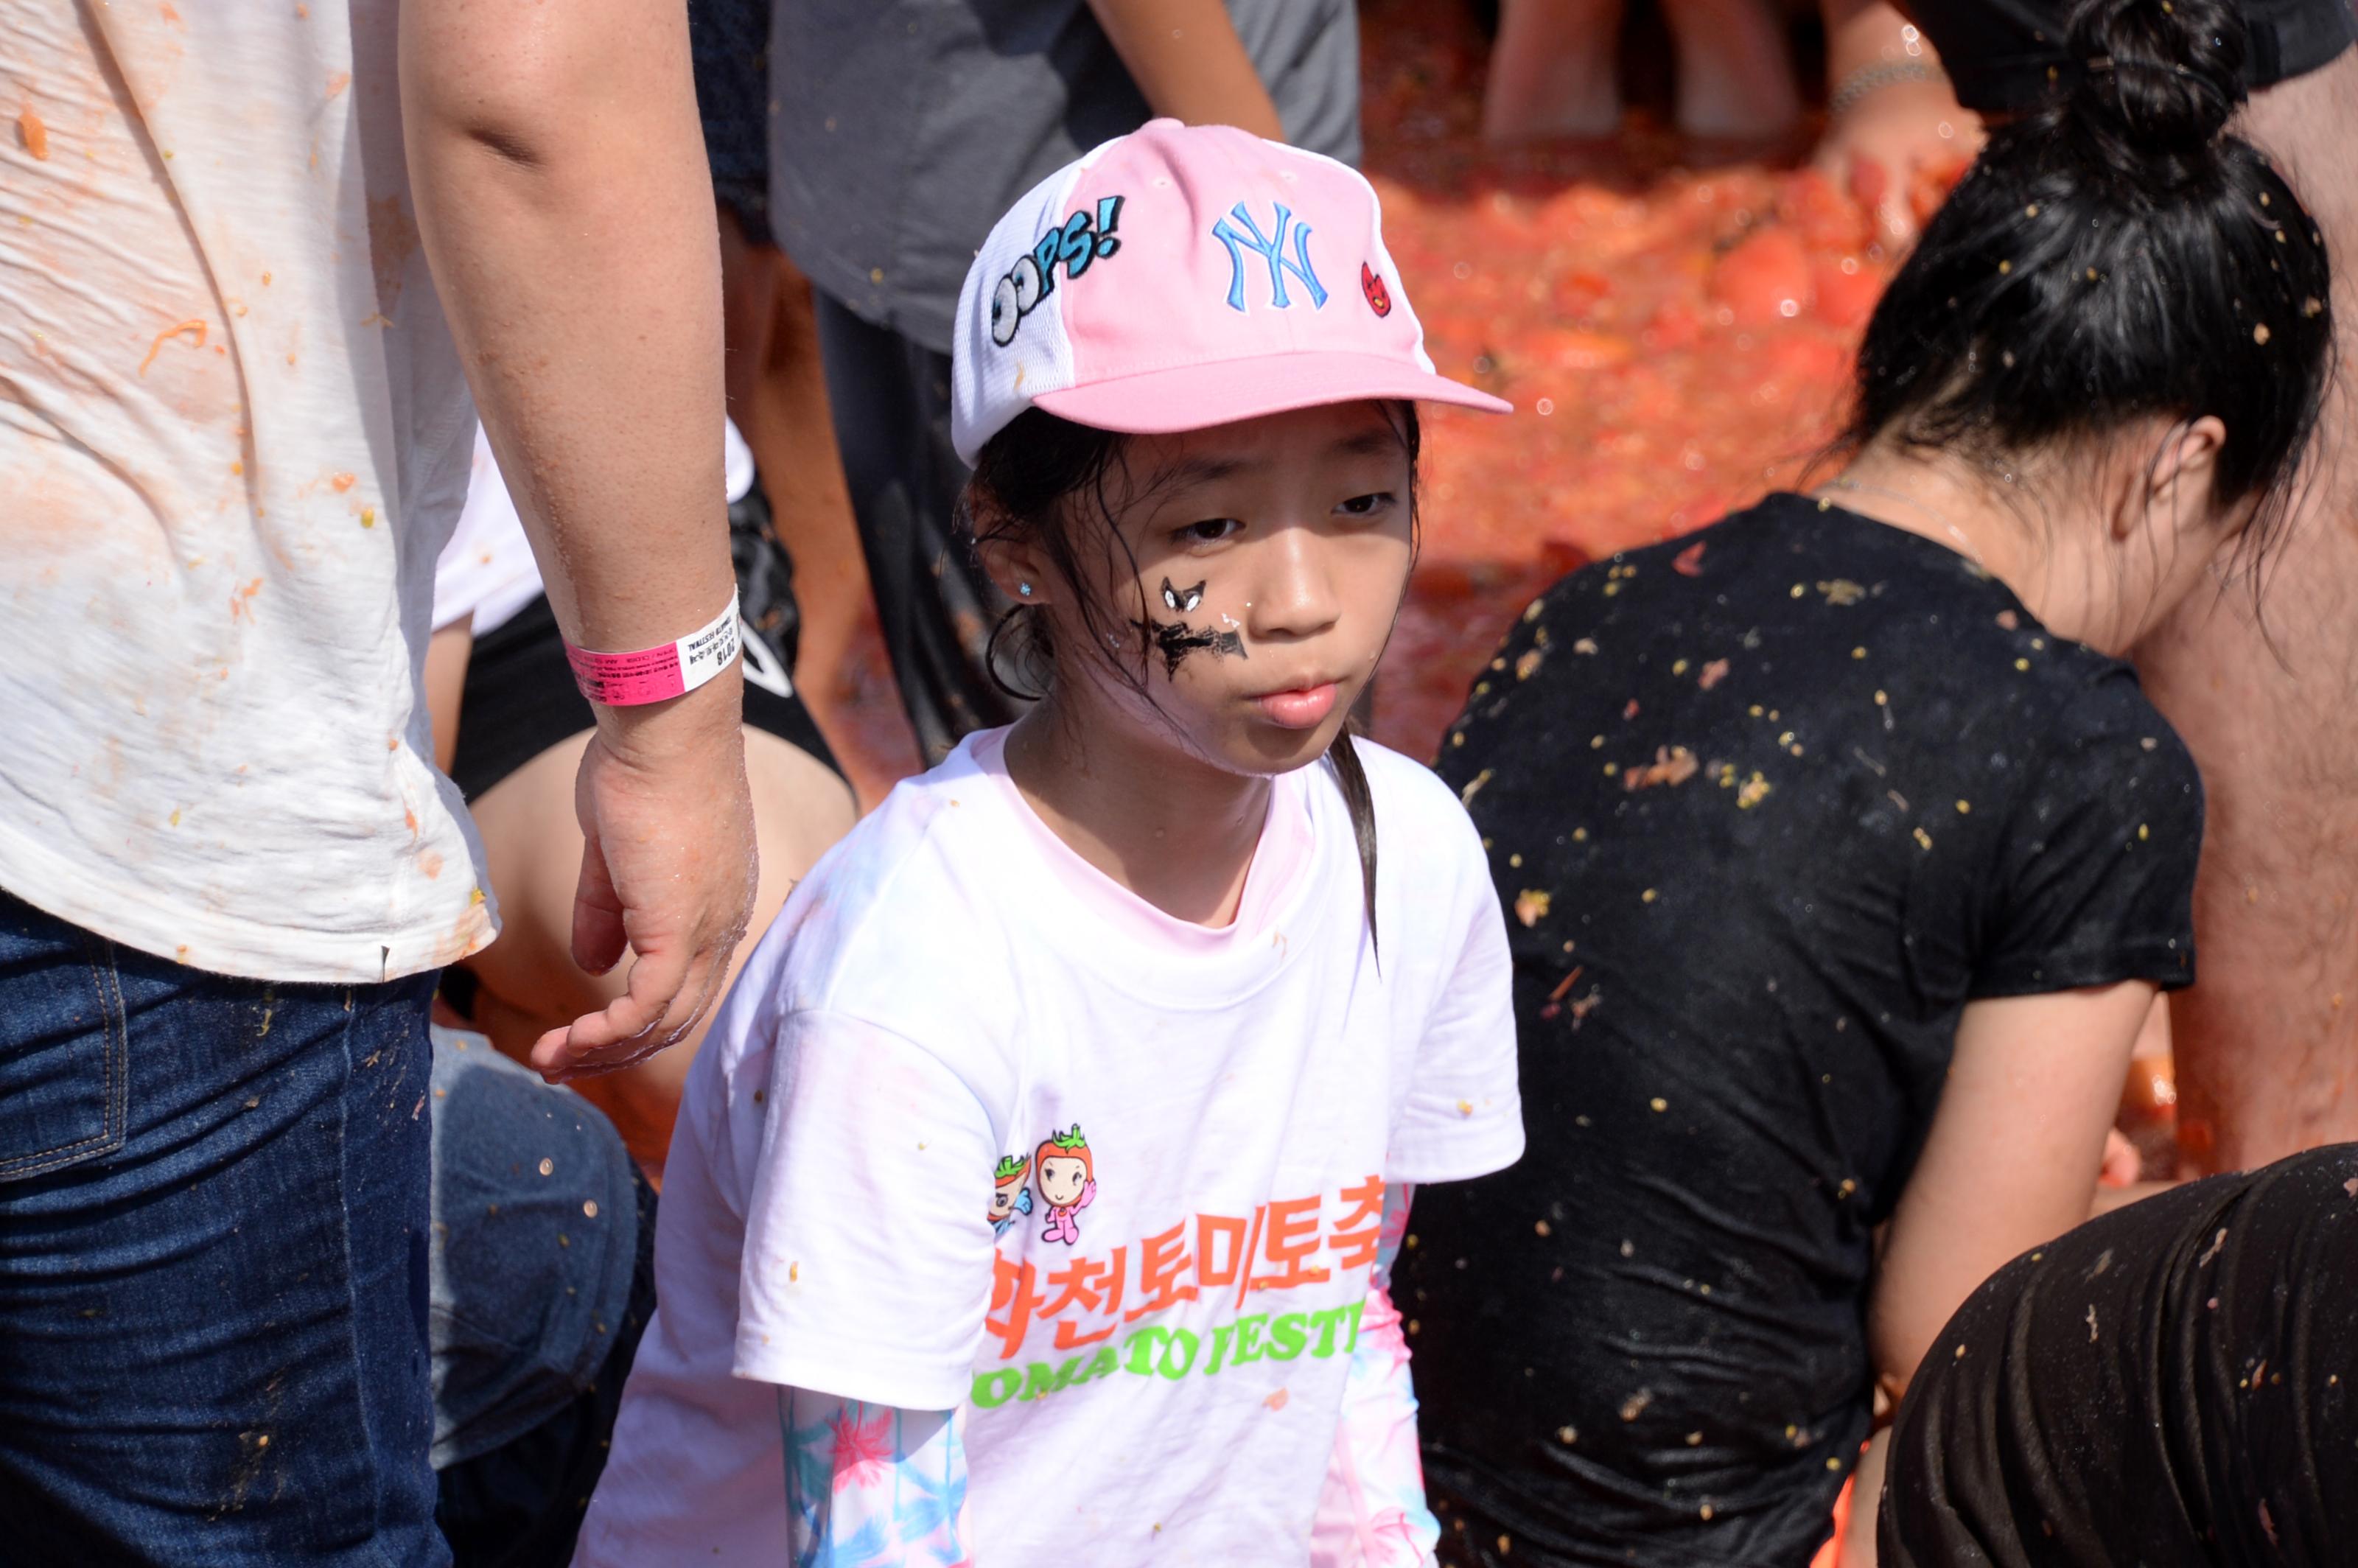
[
  {"x1": 576, "y1": 729, "x2": 1522, "y2": 1564},
  {"x1": 0, "y1": 1, "x2": 489, "y2": 981}
]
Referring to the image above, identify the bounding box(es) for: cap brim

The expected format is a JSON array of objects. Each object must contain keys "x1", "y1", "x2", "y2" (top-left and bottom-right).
[{"x1": 1029, "y1": 349, "x2": 1512, "y2": 438}]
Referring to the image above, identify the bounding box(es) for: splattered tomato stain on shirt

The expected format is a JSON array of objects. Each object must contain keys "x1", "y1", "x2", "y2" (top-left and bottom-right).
[{"x1": 139, "y1": 318, "x2": 207, "y2": 376}]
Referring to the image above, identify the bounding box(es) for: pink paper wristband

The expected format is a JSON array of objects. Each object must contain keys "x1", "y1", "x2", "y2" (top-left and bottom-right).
[{"x1": 562, "y1": 591, "x2": 743, "y2": 706}]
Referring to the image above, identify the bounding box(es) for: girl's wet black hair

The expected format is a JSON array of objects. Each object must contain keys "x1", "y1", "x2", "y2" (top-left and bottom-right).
[
  {"x1": 1844, "y1": 0, "x2": 2334, "y2": 581},
  {"x1": 962, "y1": 404, "x2": 1422, "y2": 953}
]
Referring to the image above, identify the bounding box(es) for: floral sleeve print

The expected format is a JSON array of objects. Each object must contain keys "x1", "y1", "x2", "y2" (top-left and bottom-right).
[
  {"x1": 780, "y1": 1388, "x2": 973, "y2": 1567},
  {"x1": 1312, "y1": 1183, "x2": 1442, "y2": 1567}
]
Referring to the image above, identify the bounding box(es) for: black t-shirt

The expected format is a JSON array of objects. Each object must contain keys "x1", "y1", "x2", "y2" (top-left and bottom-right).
[
  {"x1": 1882, "y1": 1142, "x2": 2358, "y2": 1567},
  {"x1": 1903, "y1": 0, "x2": 2355, "y2": 113},
  {"x1": 1402, "y1": 494, "x2": 2204, "y2": 1568}
]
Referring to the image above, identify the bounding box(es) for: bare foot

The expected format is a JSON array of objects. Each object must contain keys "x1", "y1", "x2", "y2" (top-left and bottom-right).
[
  {"x1": 1483, "y1": 0, "x2": 1627, "y2": 144},
  {"x1": 1662, "y1": 0, "x2": 1802, "y2": 140}
]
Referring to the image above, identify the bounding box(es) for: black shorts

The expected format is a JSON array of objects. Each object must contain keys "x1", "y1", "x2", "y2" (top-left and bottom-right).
[
  {"x1": 1881, "y1": 1144, "x2": 2358, "y2": 1565},
  {"x1": 1907, "y1": 0, "x2": 2356, "y2": 113},
  {"x1": 447, "y1": 482, "x2": 842, "y2": 803}
]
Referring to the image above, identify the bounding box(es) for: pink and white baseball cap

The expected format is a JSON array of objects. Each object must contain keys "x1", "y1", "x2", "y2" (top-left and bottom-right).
[{"x1": 951, "y1": 119, "x2": 1511, "y2": 466}]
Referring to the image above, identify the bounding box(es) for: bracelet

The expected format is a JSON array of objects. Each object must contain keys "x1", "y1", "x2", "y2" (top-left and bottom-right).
[
  {"x1": 563, "y1": 590, "x2": 743, "y2": 706},
  {"x1": 1827, "y1": 60, "x2": 1942, "y2": 119}
]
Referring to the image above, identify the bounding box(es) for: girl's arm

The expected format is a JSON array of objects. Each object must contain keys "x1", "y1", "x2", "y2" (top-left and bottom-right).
[
  {"x1": 1850, "y1": 979, "x2": 2155, "y2": 1560},
  {"x1": 1314, "y1": 1184, "x2": 1441, "y2": 1568},
  {"x1": 780, "y1": 1388, "x2": 972, "y2": 1567}
]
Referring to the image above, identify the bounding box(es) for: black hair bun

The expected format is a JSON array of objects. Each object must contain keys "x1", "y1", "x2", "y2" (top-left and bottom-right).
[{"x1": 2064, "y1": 0, "x2": 2247, "y2": 161}]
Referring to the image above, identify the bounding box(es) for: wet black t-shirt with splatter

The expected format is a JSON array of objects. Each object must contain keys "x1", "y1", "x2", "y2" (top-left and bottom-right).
[{"x1": 1400, "y1": 493, "x2": 2203, "y2": 1568}]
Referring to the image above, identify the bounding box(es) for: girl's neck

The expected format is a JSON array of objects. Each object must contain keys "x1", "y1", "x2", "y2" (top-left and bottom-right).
[
  {"x1": 1820, "y1": 446, "x2": 2117, "y2": 651},
  {"x1": 1002, "y1": 688, "x2": 1273, "y2": 928}
]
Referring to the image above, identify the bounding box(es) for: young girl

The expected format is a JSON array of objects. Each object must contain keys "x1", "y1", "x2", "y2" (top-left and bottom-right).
[
  {"x1": 574, "y1": 120, "x2": 1522, "y2": 1564},
  {"x1": 1395, "y1": 2, "x2": 2335, "y2": 1564}
]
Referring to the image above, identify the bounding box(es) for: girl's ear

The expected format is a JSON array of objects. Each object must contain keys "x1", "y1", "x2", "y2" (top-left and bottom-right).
[
  {"x1": 973, "y1": 494, "x2": 1057, "y2": 606},
  {"x1": 2135, "y1": 416, "x2": 2230, "y2": 544}
]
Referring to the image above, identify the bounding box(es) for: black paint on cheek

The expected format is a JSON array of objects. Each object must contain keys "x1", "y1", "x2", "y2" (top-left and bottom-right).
[{"x1": 1133, "y1": 617, "x2": 1248, "y2": 678}]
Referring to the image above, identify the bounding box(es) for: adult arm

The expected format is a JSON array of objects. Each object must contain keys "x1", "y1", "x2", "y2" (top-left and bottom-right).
[
  {"x1": 1850, "y1": 979, "x2": 2155, "y2": 1560},
  {"x1": 399, "y1": 0, "x2": 756, "y2": 1080},
  {"x1": 1084, "y1": 0, "x2": 1287, "y2": 139},
  {"x1": 781, "y1": 1388, "x2": 972, "y2": 1564}
]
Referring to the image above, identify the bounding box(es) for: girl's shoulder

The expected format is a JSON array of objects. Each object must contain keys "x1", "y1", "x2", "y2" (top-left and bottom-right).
[
  {"x1": 2021, "y1": 661, "x2": 2203, "y2": 816},
  {"x1": 753, "y1": 741, "x2": 1029, "y2": 1018},
  {"x1": 1326, "y1": 735, "x2": 1495, "y2": 913},
  {"x1": 1342, "y1": 735, "x2": 1482, "y2": 835}
]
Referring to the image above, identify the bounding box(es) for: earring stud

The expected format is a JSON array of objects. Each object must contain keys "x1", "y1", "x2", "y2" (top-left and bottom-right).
[{"x1": 1018, "y1": 582, "x2": 1034, "y2": 598}]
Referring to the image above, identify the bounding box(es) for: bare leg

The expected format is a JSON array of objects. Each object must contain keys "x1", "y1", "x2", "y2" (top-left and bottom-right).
[
  {"x1": 2133, "y1": 46, "x2": 2358, "y2": 1172},
  {"x1": 1483, "y1": 0, "x2": 1628, "y2": 144},
  {"x1": 718, "y1": 210, "x2": 870, "y2": 758},
  {"x1": 1660, "y1": 0, "x2": 1802, "y2": 140},
  {"x1": 1836, "y1": 1432, "x2": 1886, "y2": 1568},
  {"x1": 462, "y1": 727, "x2": 857, "y2": 1175}
]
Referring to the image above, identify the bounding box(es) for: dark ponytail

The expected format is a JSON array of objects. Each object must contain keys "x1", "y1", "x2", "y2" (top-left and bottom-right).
[
  {"x1": 964, "y1": 403, "x2": 1420, "y2": 953},
  {"x1": 1847, "y1": 0, "x2": 2334, "y2": 574},
  {"x1": 1326, "y1": 722, "x2": 1381, "y2": 963}
]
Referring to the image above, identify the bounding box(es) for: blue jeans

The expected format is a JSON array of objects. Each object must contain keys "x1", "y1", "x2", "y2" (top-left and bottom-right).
[{"x1": 0, "y1": 892, "x2": 448, "y2": 1567}]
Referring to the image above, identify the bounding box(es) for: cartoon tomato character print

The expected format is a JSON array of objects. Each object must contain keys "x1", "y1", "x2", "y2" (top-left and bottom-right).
[
  {"x1": 1360, "y1": 262, "x2": 1393, "y2": 318},
  {"x1": 1033, "y1": 1125, "x2": 1097, "y2": 1246},
  {"x1": 990, "y1": 1154, "x2": 1034, "y2": 1236}
]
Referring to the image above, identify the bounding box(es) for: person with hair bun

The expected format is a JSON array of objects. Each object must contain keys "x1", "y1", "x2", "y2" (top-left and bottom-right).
[
  {"x1": 1396, "y1": 0, "x2": 2334, "y2": 1563},
  {"x1": 1907, "y1": 0, "x2": 2358, "y2": 1183}
]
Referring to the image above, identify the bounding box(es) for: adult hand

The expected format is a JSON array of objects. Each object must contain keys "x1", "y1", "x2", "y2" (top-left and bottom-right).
[
  {"x1": 1813, "y1": 78, "x2": 1979, "y2": 248},
  {"x1": 529, "y1": 675, "x2": 758, "y2": 1082},
  {"x1": 1813, "y1": 0, "x2": 1981, "y2": 248}
]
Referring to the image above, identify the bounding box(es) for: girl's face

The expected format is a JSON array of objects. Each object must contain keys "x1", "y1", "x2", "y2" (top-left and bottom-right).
[
  {"x1": 1008, "y1": 400, "x2": 1416, "y2": 777},
  {"x1": 1038, "y1": 1154, "x2": 1091, "y2": 1207},
  {"x1": 990, "y1": 1183, "x2": 1022, "y2": 1220}
]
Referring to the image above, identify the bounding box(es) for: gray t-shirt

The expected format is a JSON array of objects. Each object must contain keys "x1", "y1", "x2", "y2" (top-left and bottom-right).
[{"x1": 771, "y1": 0, "x2": 1361, "y2": 355}]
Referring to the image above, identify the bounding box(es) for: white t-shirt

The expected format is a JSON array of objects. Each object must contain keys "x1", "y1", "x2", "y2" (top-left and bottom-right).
[
  {"x1": 0, "y1": 2, "x2": 489, "y2": 981},
  {"x1": 576, "y1": 729, "x2": 1522, "y2": 1563},
  {"x1": 434, "y1": 420, "x2": 756, "y2": 637}
]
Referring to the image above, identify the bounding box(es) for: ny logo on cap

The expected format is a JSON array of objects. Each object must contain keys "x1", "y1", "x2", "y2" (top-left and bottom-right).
[{"x1": 1211, "y1": 202, "x2": 1329, "y2": 315}]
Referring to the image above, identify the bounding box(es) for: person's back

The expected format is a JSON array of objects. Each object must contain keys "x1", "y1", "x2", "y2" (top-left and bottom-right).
[
  {"x1": 1, "y1": 4, "x2": 758, "y2": 1559},
  {"x1": 1402, "y1": 497, "x2": 2200, "y2": 1561},
  {"x1": 1, "y1": 1, "x2": 485, "y2": 976},
  {"x1": 1397, "y1": 0, "x2": 2337, "y2": 1558}
]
